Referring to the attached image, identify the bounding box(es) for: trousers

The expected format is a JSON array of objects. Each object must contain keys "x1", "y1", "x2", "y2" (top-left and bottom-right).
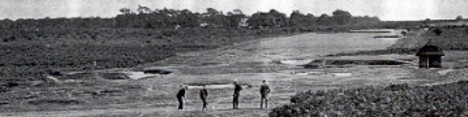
[
  {"x1": 177, "y1": 97, "x2": 184, "y2": 110},
  {"x1": 233, "y1": 94, "x2": 239, "y2": 109},
  {"x1": 261, "y1": 95, "x2": 268, "y2": 108}
]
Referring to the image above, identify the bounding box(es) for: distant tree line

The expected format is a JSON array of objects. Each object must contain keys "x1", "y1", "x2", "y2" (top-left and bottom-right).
[
  {"x1": 0, "y1": 7, "x2": 381, "y2": 30},
  {"x1": 115, "y1": 7, "x2": 381, "y2": 29},
  {"x1": 0, "y1": 7, "x2": 388, "y2": 42}
]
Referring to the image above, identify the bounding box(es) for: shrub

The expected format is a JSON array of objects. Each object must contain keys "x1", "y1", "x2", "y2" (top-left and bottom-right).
[{"x1": 433, "y1": 28, "x2": 443, "y2": 36}]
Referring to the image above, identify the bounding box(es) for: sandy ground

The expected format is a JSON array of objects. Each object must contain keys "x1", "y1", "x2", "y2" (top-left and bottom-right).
[{"x1": 2, "y1": 30, "x2": 467, "y2": 117}]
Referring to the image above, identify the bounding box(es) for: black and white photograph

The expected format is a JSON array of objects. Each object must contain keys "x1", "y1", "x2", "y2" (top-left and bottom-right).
[{"x1": 0, "y1": 0, "x2": 467, "y2": 116}]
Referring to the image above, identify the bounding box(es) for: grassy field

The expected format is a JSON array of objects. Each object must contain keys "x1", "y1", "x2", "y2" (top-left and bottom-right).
[
  {"x1": 0, "y1": 28, "x2": 302, "y2": 77},
  {"x1": 268, "y1": 28, "x2": 468, "y2": 116},
  {"x1": 330, "y1": 27, "x2": 468, "y2": 57},
  {"x1": 390, "y1": 27, "x2": 468, "y2": 50},
  {"x1": 1, "y1": 30, "x2": 467, "y2": 116}
]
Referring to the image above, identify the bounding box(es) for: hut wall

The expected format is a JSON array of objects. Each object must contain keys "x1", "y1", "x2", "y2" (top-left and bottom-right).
[
  {"x1": 418, "y1": 56, "x2": 442, "y2": 68},
  {"x1": 419, "y1": 56, "x2": 430, "y2": 68},
  {"x1": 429, "y1": 56, "x2": 442, "y2": 68}
]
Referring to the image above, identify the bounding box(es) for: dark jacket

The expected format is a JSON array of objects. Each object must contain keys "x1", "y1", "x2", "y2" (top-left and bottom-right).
[
  {"x1": 234, "y1": 84, "x2": 243, "y2": 95},
  {"x1": 260, "y1": 84, "x2": 270, "y2": 95},
  {"x1": 177, "y1": 88, "x2": 186, "y2": 98},
  {"x1": 200, "y1": 89, "x2": 208, "y2": 99}
]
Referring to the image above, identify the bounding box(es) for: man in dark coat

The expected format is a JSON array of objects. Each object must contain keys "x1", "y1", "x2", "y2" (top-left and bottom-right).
[
  {"x1": 260, "y1": 80, "x2": 271, "y2": 109},
  {"x1": 233, "y1": 80, "x2": 243, "y2": 109},
  {"x1": 199, "y1": 84, "x2": 209, "y2": 111},
  {"x1": 176, "y1": 85, "x2": 188, "y2": 110}
]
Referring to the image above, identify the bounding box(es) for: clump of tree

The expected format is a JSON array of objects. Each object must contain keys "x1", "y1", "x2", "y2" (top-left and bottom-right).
[
  {"x1": 113, "y1": 6, "x2": 380, "y2": 29},
  {"x1": 0, "y1": 7, "x2": 386, "y2": 42},
  {"x1": 455, "y1": 15, "x2": 463, "y2": 21},
  {"x1": 289, "y1": 10, "x2": 315, "y2": 27},
  {"x1": 433, "y1": 28, "x2": 443, "y2": 36},
  {"x1": 114, "y1": 7, "x2": 250, "y2": 29},
  {"x1": 225, "y1": 9, "x2": 247, "y2": 28},
  {"x1": 248, "y1": 9, "x2": 288, "y2": 29},
  {"x1": 316, "y1": 14, "x2": 334, "y2": 26},
  {"x1": 332, "y1": 9, "x2": 352, "y2": 25},
  {"x1": 0, "y1": 6, "x2": 382, "y2": 30}
]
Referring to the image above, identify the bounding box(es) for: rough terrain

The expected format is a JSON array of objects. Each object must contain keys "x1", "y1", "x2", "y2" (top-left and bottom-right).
[{"x1": 1, "y1": 29, "x2": 466, "y2": 117}]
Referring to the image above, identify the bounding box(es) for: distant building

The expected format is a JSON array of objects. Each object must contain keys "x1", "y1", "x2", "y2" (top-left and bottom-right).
[
  {"x1": 416, "y1": 42, "x2": 445, "y2": 68},
  {"x1": 238, "y1": 18, "x2": 249, "y2": 27}
]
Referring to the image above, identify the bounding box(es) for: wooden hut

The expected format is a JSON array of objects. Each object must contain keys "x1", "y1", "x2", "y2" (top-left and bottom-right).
[{"x1": 416, "y1": 42, "x2": 444, "y2": 68}]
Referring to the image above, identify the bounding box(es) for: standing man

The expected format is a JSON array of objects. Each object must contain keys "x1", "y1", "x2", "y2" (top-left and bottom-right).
[
  {"x1": 199, "y1": 84, "x2": 209, "y2": 111},
  {"x1": 176, "y1": 85, "x2": 188, "y2": 110},
  {"x1": 233, "y1": 80, "x2": 243, "y2": 109},
  {"x1": 260, "y1": 80, "x2": 271, "y2": 109}
]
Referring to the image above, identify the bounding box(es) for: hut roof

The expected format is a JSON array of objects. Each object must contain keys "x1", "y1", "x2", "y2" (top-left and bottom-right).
[{"x1": 416, "y1": 42, "x2": 444, "y2": 56}]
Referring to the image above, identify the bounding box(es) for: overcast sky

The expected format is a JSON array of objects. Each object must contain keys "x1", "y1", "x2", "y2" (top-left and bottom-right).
[{"x1": 1, "y1": 0, "x2": 467, "y2": 21}]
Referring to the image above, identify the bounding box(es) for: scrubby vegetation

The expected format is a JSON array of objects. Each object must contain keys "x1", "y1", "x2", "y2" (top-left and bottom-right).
[
  {"x1": 270, "y1": 81, "x2": 467, "y2": 117},
  {"x1": 0, "y1": 7, "x2": 383, "y2": 77},
  {"x1": 0, "y1": 6, "x2": 466, "y2": 77},
  {"x1": 423, "y1": 27, "x2": 468, "y2": 50},
  {"x1": 0, "y1": 28, "x2": 294, "y2": 77},
  {"x1": 328, "y1": 48, "x2": 419, "y2": 56}
]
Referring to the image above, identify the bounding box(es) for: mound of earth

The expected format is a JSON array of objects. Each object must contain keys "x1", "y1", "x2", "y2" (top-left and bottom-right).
[
  {"x1": 186, "y1": 82, "x2": 252, "y2": 89},
  {"x1": 142, "y1": 68, "x2": 173, "y2": 75},
  {"x1": 303, "y1": 59, "x2": 408, "y2": 69},
  {"x1": 28, "y1": 99, "x2": 84, "y2": 105}
]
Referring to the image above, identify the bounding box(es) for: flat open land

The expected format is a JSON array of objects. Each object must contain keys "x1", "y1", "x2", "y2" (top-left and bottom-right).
[{"x1": 1, "y1": 29, "x2": 466, "y2": 117}]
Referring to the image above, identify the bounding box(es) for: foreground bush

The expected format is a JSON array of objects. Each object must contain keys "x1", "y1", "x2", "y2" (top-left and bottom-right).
[{"x1": 270, "y1": 81, "x2": 467, "y2": 117}]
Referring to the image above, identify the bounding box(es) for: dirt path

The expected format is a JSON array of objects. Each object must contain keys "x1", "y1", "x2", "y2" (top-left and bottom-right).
[{"x1": 3, "y1": 102, "x2": 277, "y2": 117}]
